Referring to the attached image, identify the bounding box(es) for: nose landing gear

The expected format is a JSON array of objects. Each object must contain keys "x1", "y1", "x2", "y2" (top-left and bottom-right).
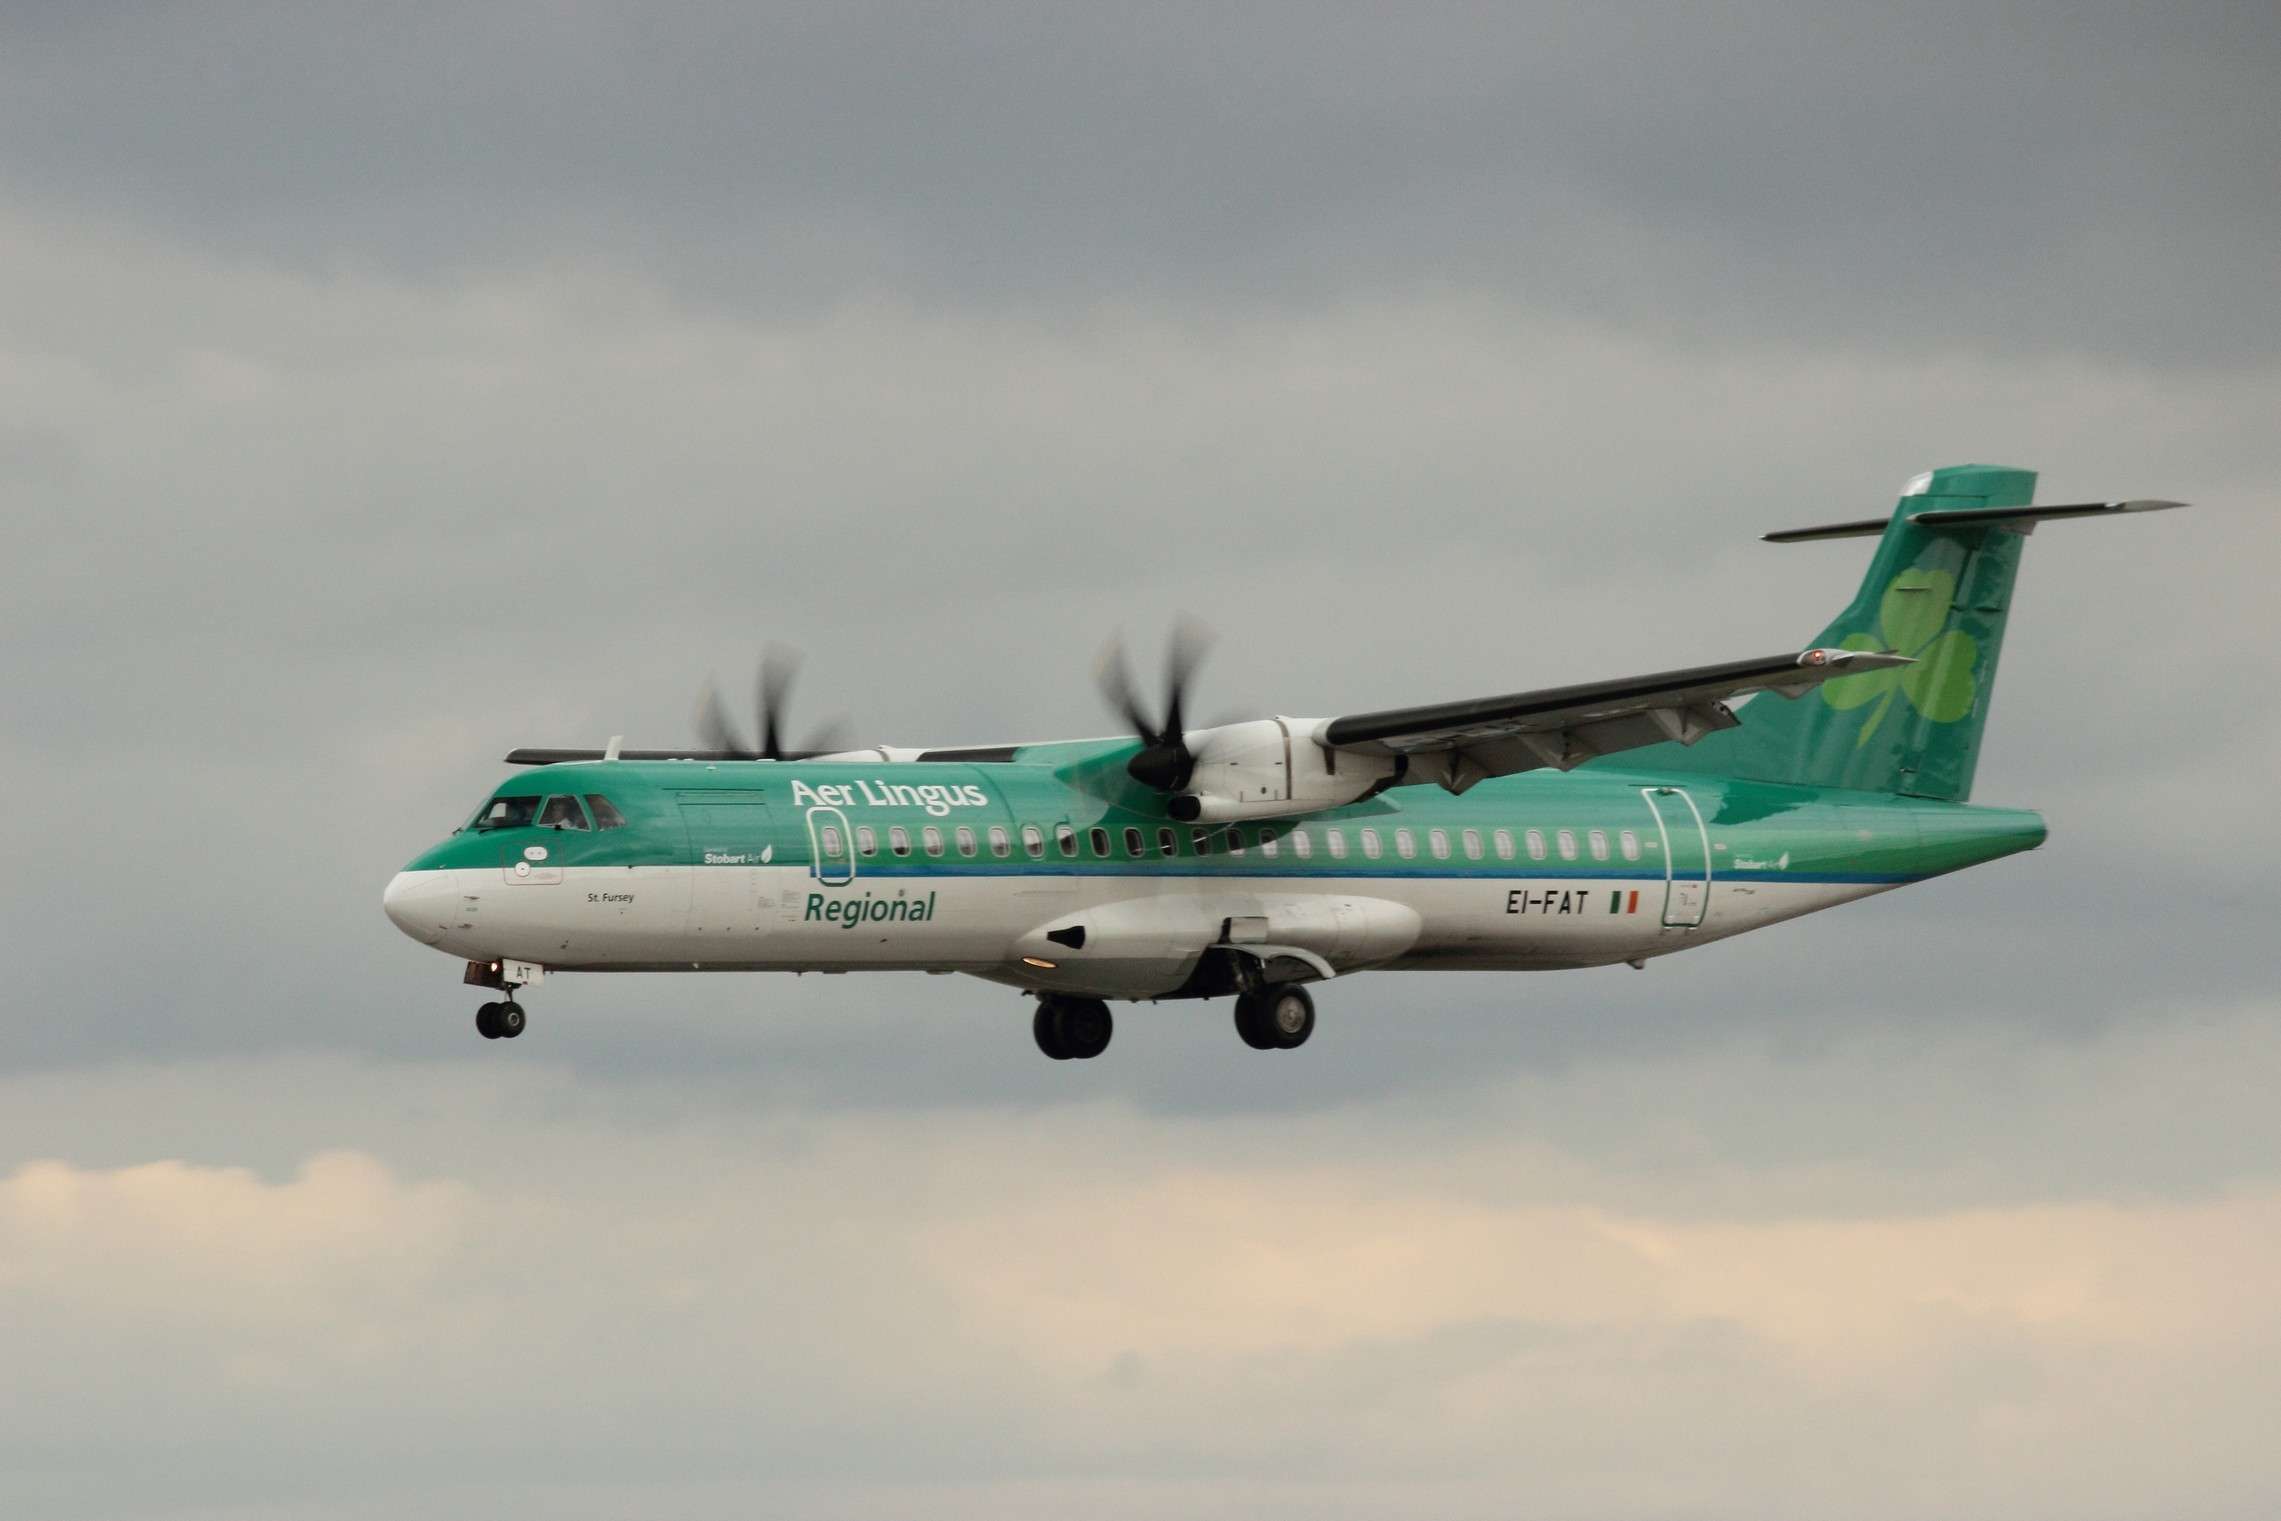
[
  {"x1": 463, "y1": 961, "x2": 538, "y2": 1042},
  {"x1": 475, "y1": 999, "x2": 527, "y2": 1040}
]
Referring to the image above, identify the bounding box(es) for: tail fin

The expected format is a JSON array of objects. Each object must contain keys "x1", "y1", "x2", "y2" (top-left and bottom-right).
[{"x1": 1629, "y1": 464, "x2": 2180, "y2": 801}]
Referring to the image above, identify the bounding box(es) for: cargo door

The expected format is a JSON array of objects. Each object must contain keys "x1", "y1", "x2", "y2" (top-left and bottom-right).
[
  {"x1": 678, "y1": 793, "x2": 782, "y2": 939},
  {"x1": 1641, "y1": 786, "x2": 1711, "y2": 928}
]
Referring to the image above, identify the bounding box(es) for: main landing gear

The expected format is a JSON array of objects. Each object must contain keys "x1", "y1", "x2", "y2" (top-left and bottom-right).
[
  {"x1": 1234, "y1": 984, "x2": 1314, "y2": 1051},
  {"x1": 1033, "y1": 995, "x2": 1113, "y2": 1061},
  {"x1": 1026, "y1": 984, "x2": 1317, "y2": 1061},
  {"x1": 475, "y1": 1000, "x2": 527, "y2": 1041}
]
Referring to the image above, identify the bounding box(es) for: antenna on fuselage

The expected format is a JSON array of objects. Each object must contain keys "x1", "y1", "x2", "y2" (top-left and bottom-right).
[{"x1": 604, "y1": 735, "x2": 623, "y2": 761}]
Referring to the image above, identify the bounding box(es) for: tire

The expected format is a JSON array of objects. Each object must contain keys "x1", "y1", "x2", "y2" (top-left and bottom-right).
[
  {"x1": 1266, "y1": 985, "x2": 1315, "y2": 1049},
  {"x1": 1232, "y1": 992, "x2": 1277, "y2": 1050},
  {"x1": 1062, "y1": 999, "x2": 1113, "y2": 1060},
  {"x1": 475, "y1": 1002, "x2": 501, "y2": 1040},
  {"x1": 1033, "y1": 1001, "x2": 1071, "y2": 1060},
  {"x1": 496, "y1": 1001, "x2": 527, "y2": 1039}
]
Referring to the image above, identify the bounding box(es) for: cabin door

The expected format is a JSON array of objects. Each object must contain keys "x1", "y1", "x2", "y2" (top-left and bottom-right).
[{"x1": 1641, "y1": 786, "x2": 1712, "y2": 928}]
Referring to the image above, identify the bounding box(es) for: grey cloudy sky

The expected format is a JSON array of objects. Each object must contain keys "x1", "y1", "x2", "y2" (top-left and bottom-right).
[{"x1": 3, "y1": 4, "x2": 2278, "y2": 1517}]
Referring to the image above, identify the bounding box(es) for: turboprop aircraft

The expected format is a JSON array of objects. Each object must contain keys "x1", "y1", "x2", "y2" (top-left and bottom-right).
[{"x1": 384, "y1": 464, "x2": 2180, "y2": 1059}]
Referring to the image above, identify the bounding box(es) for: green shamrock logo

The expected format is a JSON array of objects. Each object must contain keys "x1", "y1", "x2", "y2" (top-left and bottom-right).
[{"x1": 1820, "y1": 567, "x2": 1978, "y2": 745}]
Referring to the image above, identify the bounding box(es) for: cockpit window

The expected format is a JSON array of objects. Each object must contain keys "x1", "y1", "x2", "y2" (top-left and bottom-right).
[
  {"x1": 469, "y1": 795, "x2": 540, "y2": 831},
  {"x1": 538, "y1": 795, "x2": 590, "y2": 830},
  {"x1": 583, "y1": 794, "x2": 627, "y2": 830}
]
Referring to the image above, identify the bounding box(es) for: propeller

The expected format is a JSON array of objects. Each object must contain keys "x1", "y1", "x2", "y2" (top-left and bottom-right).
[
  {"x1": 1097, "y1": 617, "x2": 1212, "y2": 793},
  {"x1": 694, "y1": 643, "x2": 852, "y2": 760}
]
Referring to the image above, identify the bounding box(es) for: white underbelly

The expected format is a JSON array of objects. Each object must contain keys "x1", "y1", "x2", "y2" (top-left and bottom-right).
[{"x1": 411, "y1": 865, "x2": 1903, "y2": 983}]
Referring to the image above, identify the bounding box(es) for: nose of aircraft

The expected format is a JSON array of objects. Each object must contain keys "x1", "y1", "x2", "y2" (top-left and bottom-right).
[{"x1": 383, "y1": 871, "x2": 451, "y2": 945}]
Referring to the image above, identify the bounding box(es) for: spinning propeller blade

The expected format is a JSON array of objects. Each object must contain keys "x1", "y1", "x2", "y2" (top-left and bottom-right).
[
  {"x1": 695, "y1": 643, "x2": 850, "y2": 761},
  {"x1": 1097, "y1": 617, "x2": 1212, "y2": 793}
]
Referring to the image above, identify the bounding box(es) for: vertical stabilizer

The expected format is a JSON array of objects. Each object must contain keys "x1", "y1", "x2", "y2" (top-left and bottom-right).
[{"x1": 1626, "y1": 464, "x2": 2038, "y2": 801}]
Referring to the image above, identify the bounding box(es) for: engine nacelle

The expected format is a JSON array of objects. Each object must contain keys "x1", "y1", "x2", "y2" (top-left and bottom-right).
[{"x1": 1168, "y1": 718, "x2": 1400, "y2": 823}]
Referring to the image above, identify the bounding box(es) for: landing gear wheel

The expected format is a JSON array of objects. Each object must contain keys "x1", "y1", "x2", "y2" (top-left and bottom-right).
[
  {"x1": 495, "y1": 1001, "x2": 527, "y2": 1039},
  {"x1": 476, "y1": 1002, "x2": 502, "y2": 1040},
  {"x1": 1033, "y1": 996, "x2": 1113, "y2": 1061},
  {"x1": 1061, "y1": 998, "x2": 1112, "y2": 1060},
  {"x1": 1265, "y1": 985, "x2": 1314, "y2": 1048},
  {"x1": 1235, "y1": 985, "x2": 1314, "y2": 1050},
  {"x1": 1033, "y1": 1002, "x2": 1072, "y2": 1060},
  {"x1": 1233, "y1": 993, "x2": 1276, "y2": 1050}
]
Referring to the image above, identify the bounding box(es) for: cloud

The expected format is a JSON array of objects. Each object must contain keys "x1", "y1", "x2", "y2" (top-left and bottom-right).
[
  {"x1": 0, "y1": 1151, "x2": 474, "y2": 1386},
  {"x1": 3, "y1": 4, "x2": 2278, "y2": 363},
  {"x1": 4, "y1": 1019, "x2": 2280, "y2": 1518}
]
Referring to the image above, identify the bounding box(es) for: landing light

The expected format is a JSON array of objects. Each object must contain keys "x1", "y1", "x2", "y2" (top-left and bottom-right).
[{"x1": 1021, "y1": 956, "x2": 1058, "y2": 970}]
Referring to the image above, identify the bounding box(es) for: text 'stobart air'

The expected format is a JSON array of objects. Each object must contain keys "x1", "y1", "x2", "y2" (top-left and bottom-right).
[{"x1": 385, "y1": 466, "x2": 2182, "y2": 1059}]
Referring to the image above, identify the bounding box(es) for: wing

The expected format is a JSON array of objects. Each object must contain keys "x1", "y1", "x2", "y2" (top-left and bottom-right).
[
  {"x1": 1319, "y1": 647, "x2": 1909, "y2": 793},
  {"x1": 500, "y1": 742, "x2": 1031, "y2": 766}
]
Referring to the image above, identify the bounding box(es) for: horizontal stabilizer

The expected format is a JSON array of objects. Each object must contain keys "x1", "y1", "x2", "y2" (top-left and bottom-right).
[
  {"x1": 1908, "y1": 498, "x2": 2186, "y2": 530},
  {"x1": 1761, "y1": 516, "x2": 1889, "y2": 543},
  {"x1": 1766, "y1": 499, "x2": 2186, "y2": 543}
]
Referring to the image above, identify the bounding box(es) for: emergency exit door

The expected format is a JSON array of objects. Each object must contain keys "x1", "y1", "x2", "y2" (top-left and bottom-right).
[{"x1": 806, "y1": 806, "x2": 855, "y2": 886}]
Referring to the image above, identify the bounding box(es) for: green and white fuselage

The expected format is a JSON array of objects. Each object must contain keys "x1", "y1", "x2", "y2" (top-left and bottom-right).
[
  {"x1": 383, "y1": 464, "x2": 2176, "y2": 1055},
  {"x1": 384, "y1": 755, "x2": 2042, "y2": 990}
]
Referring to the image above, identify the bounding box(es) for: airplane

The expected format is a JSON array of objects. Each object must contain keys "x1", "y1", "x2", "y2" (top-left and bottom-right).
[{"x1": 384, "y1": 464, "x2": 2181, "y2": 1060}]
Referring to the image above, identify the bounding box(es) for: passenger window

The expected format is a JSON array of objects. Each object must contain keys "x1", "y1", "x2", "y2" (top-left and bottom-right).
[
  {"x1": 1589, "y1": 828, "x2": 1609, "y2": 861},
  {"x1": 1429, "y1": 828, "x2": 1449, "y2": 859},
  {"x1": 857, "y1": 826, "x2": 878, "y2": 857},
  {"x1": 988, "y1": 825, "x2": 1011, "y2": 858},
  {"x1": 1327, "y1": 829, "x2": 1347, "y2": 860},
  {"x1": 1493, "y1": 828, "x2": 1514, "y2": 861},
  {"x1": 1021, "y1": 824, "x2": 1044, "y2": 859},
  {"x1": 1525, "y1": 828, "x2": 1546, "y2": 861},
  {"x1": 1191, "y1": 829, "x2": 1214, "y2": 856},
  {"x1": 1361, "y1": 828, "x2": 1382, "y2": 860},
  {"x1": 1395, "y1": 828, "x2": 1416, "y2": 859},
  {"x1": 1123, "y1": 826, "x2": 1146, "y2": 856},
  {"x1": 1462, "y1": 828, "x2": 1482, "y2": 860},
  {"x1": 922, "y1": 825, "x2": 944, "y2": 857},
  {"x1": 583, "y1": 794, "x2": 627, "y2": 830},
  {"x1": 1620, "y1": 829, "x2": 1641, "y2": 861},
  {"x1": 1557, "y1": 829, "x2": 1578, "y2": 861},
  {"x1": 1089, "y1": 826, "x2": 1110, "y2": 858},
  {"x1": 538, "y1": 795, "x2": 589, "y2": 830},
  {"x1": 1292, "y1": 829, "x2": 1312, "y2": 860},
  {"x1": 956, "y1": 825, "x2": 978, "y2": 858},
  {"x1": 1158, "y1": 826, "x2": 1177, "y2": 856},
  {"x1": 890, "y1": 825, "x2": 912, "y2": 857},
  {"x1": 1056, "y1": 824, "x2": 1077, "y2": 858},
  {"x1": 820, "y1": 824, "x2": 842, "y2": 856},
  {"x1": 1227, "y1": 827, "x2": 1245, "y2": 856}
]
